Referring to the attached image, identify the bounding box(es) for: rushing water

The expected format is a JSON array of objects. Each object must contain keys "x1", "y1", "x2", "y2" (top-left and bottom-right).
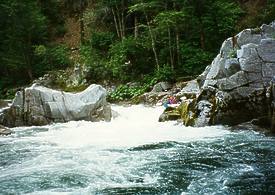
[{"x1": 0, "y1": 105, "x2": 274, "y2": 194}]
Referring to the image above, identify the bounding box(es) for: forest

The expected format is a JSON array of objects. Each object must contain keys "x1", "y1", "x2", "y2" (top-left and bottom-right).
[{"x1": 0, "y1": 0, "x2": 275, "y2": 99}]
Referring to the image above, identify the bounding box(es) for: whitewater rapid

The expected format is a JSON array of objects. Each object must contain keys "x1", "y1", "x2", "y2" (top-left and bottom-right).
[
  {"x1": 0, "y1": 105, "x2": 274, "y2": 194},
  {"x1": 21, "y1": 105, "x2": 229, "y2": 148}
]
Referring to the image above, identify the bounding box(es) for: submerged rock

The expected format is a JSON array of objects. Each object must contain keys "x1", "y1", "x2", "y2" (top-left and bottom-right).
[
  {"x1": 0, "y1": 125, "x2": 12, "y2": 136},
  {"x1": 161, "y1": 21, "x2": 275, "y2": 130},
  {"x1": 0, "y1": 84, "x2": 111, "y2": 127}
]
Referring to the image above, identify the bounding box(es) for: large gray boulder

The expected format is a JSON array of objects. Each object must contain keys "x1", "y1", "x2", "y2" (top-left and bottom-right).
[
  {"x1": 0, "y1": 84, "x2": 111, "y2": 127},
  {"x1": 168, "y1": 21, "x2": 275, "y2": 129}
]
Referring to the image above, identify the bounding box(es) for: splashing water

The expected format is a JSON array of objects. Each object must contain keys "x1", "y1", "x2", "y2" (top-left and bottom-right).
[{"x1": 0, "y1": 105, "x2": 274, "y2": 194}]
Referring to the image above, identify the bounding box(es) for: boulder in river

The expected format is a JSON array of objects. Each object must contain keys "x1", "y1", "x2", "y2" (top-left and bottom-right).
[
  {"x1": 0, "y1": 125, "x2": 12, "y2": 136},
  {"x1": 160, "y1": 21, "x2": 275, "y2": 131},
  {"x1": 0, "y1": 84, "x2": 112, "y2": 127}
]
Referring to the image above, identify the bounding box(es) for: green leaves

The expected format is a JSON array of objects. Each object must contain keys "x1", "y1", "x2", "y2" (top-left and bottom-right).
[
  {"x1": 33, "y1": 44, "x2": 71, "y2": 75},
  {"x1": 107, "y1": 36, "x2": 152, "y2": 81},
  {"x1": 108, "y1": 77, "x2": 157, "y2": 102},
  {"x1": 179, "y1": 44, "x2": 214, "y2": 75},
  {"x1": 154, "y1": 11, "x2": 186, "y2": 28},
  {"x1": 0, "y1": 0, "x2": 48, "y2": 81},
  {"x1": 128, "y1": 1, "x2": 160, "y2": 13}
]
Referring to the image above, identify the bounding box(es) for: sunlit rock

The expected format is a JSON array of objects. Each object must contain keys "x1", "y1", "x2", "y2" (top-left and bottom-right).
[
  {"x1": 164, "y1": 21, "x2": 275, "y2": 129},
  {"x1": 0, "y1": 84, "x2": 111, "y2": 127}
]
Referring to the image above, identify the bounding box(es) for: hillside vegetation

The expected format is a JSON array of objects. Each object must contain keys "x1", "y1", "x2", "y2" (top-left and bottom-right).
[{"x1": 0, "y1": 0, "x2": 275, "y2": 97}]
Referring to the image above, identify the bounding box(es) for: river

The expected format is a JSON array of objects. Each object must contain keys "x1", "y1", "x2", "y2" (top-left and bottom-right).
[{"x1": 0, "y1": 105, "x2": 274, "y2": 194}]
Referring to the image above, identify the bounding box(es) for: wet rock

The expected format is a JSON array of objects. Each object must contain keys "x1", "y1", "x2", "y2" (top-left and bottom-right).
[
  {"x1": 178, "y1": 99, "x2": 196, "y2": 126},
  {"x1": 158, "y1": 107, "x2": 181, "y2": 122},
  {"x1": 0, "y1": 125, "x2": 12, "y2": 136}
]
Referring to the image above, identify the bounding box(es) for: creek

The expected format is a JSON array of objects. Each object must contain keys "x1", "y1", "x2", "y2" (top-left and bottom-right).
[{"x1": 0, "y1": 105, "x2": 274, "y2": 194}]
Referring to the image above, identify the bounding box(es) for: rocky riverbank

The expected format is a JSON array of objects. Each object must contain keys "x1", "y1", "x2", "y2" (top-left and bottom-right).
[
  {"x1": 1, "y1": 21, "x2": 275, "y2": 133},
  {"x1": 159, "y1": 21, "x2": 275, "y2": 132}
]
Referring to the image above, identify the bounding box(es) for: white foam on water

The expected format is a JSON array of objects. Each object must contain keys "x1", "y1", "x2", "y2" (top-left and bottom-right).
[
  {"x1": 27, "y1": 105, "x2": 230, "y2": 149},
  {"x1": 0, "y1": 105, "x2": 234, "y2": 194}
]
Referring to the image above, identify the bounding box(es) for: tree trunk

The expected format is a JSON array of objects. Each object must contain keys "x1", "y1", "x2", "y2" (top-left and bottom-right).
[
  {"x1": 173, "y1": 2, "x2": 180, "y2": 66},
  {"x1": 145, "y1": 14, "x2": 159, "y2": 70},
  {"x1": 121, "y1": 0, "x2": 126, "y2": 38},
  {"x1": 199, "y1": 17, "x2": 205, "y2": 50},
  {"x1": 134, "y1": 15, "x2": 138, "y2": 38},
  {"x1": 80, "y1": 12, "x2": 85, "y2": 44},
  {"x1": 121, "y1": 10, "x2": 125, "y2": 38},
  {"x1": 168, "y1": 27, "x2": 174, "y2": 70},
  {"x1": 27, "y1": 69, "x2": 33, "y2": 81},
  {"x1": 176, "y1": 28, "x2": 180, "y2": 66},
  {"x1": 25, "y1": 34, "x2": 33, "y2": 81},
  {"x1": 111, "y1": 8, "x2": 120, "y2": 39},
  {"x1": 115, "y1": 5, "x2": 123, "y2": 39}
]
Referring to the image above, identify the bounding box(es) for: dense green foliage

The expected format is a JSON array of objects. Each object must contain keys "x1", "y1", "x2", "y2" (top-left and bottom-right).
[
  {"x1": 81, "y1": 0, "x2": 275, "y2": 83},
  {"x1": 108, "y1": 67, "x2": 174, "y2": 102},
  {"x1": 0, "y1": 0, "x2": 274, "y2": 98},
  {"x1": 0, "y1": 0, "x2": 69, "y2": 94}
]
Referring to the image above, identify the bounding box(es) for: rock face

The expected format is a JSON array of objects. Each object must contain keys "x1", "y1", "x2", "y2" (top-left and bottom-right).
[
  {"x1": 0, "y1": 84, "x2": 111, "y2": 127},
  {"x1": 165, "y1": 21, "x2": 275, "y2": 129}
]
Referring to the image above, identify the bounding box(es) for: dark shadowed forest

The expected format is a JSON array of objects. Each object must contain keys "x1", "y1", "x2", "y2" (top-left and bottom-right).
[{"x1": 1, "y1": 0, "x2": 274, "y2": 98}]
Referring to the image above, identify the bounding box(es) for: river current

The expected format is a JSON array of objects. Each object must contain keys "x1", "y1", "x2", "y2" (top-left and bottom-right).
[{"x1": 0, "y1": 105, "x2": 274, "y2": 194}]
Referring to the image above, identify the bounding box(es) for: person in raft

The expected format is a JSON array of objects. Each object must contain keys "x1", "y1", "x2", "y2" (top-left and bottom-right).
[{"x1": 163, "y1": 96, "x2": 178, "y2": 108}]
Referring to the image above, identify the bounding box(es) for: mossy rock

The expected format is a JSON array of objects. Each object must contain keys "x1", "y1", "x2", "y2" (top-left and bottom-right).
[
  {"x1": 177, "y1": 99, "x2": 197, "y2": 126},
  {"x1": 159, "y1": 107, "x2": 181, "y2": 122},
  {"x1": 64, "y1": 84, "x2": 88, "y2": 92}
]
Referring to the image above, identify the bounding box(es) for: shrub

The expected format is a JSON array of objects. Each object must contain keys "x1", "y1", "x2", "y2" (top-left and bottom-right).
[
  {"x1": 79, "y1": 45, "x2": 110, "y2": 82},
  {"x1": 179, "y1": 44, "x2": 214, "y2": 75},
  {"x1": 153, "y1": 65, "x2": 175, "y2": 82},
  {"x1": 90, "y1": 32, "x2": 115, "y2": 52},
  {"x1": 107, "y1": 76, "x2": 156, "y2": 102},
  {"x1": 108, "y1": 36, "x2": 153, "y2": 82},
  {"x1": 228, "y1": 48, "x2": 237, "y2": 58},
  {"x1": 34, "y1": 44, "x2": 71, "y2": 74}
]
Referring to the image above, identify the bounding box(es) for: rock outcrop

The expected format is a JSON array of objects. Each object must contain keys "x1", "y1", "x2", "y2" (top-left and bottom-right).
[
  {"x1": 161, "y1": 21, "x2": 275, "y2": 130},
  {"x1": 32, "y1": 63, "x2": 89, "y2": 93},
  {"x1": 0, "y1": 84, "x2": 111, "y2": 127},
  {"x1": 139, "y1": 82, "x2": 179, "y2": 105}
]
